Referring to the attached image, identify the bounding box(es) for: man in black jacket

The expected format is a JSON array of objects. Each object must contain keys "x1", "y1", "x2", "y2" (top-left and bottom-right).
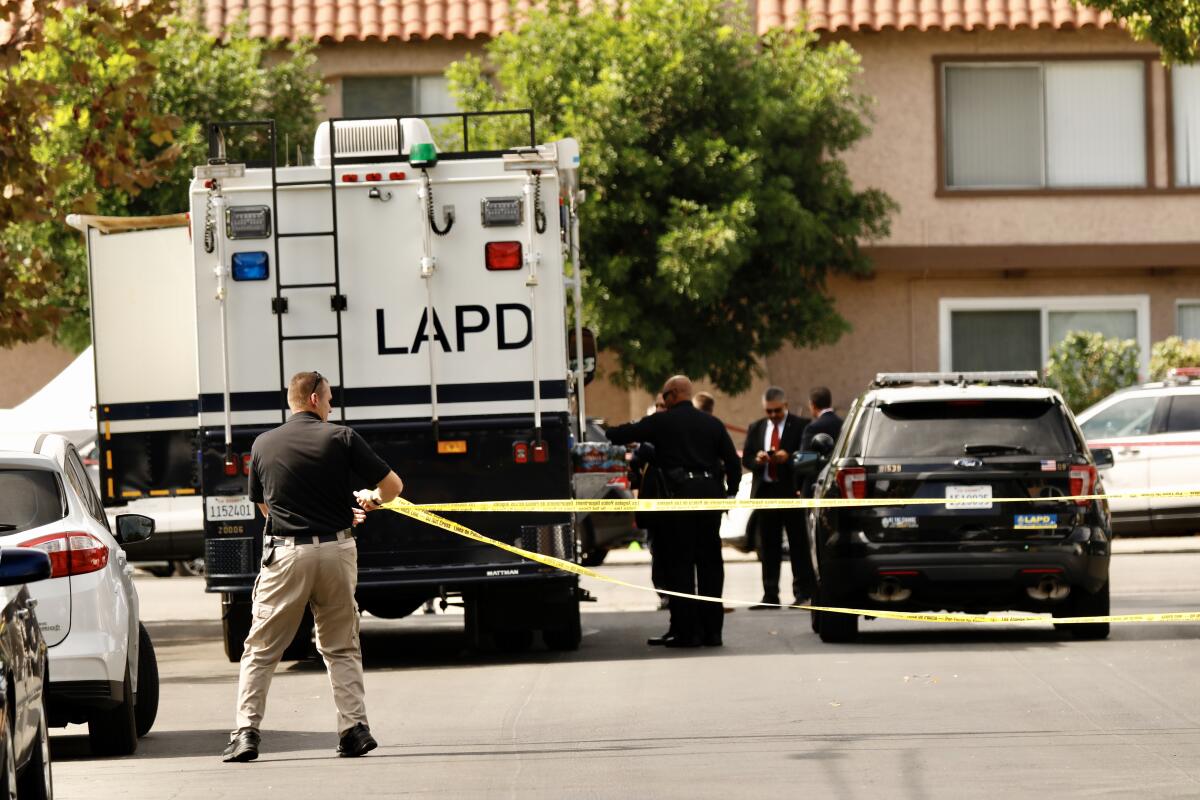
[
  {"x1": 607, "y1": 375, "x2": 741, "y2": 648},
  {"x1": 742, "y1": 386, "x2": 811, "y2": 608},
  {"x1": 800, "y1": 386, "x2": 843, "y2": 452}
]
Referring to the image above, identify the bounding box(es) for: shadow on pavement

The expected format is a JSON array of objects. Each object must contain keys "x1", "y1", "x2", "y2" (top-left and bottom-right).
[{"x1": 51, "y1": 728, "x2": 332, "y2": 762}]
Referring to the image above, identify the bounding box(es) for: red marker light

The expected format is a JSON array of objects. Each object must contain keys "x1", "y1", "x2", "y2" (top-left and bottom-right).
[
  {"x1": 513, "y1": 442, "x2": 530, "y2": 464},
  {"x1": 365, "y1": 172, "x2": 382, "y2": 182},
  {"x1": 532, "y1": 441, "x2": 549, "y2": 463},
  {"x1": 485, "y1": 241, "x2": 523, "y2": 271},
  {"x1": 341, "y1": 174, "x2": 359, "y2": 183},
  {"x1": 388, "y1": 171, "x2": 407, "y2": 181}
]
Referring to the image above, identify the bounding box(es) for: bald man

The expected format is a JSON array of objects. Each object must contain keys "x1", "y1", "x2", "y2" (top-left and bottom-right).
[{"x1": 606, "y1": 375, "x2": 741, "y2": 648}]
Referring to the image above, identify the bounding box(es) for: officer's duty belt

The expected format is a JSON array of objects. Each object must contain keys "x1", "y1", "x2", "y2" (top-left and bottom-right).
[{"x1": 267, "y1": 529, "x2": 352, "y2": 546}]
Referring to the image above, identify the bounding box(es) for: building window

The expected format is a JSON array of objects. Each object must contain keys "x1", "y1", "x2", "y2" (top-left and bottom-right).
[
  {"x1": 342, "y1": 75, "x2": 456, "y2": 118},
  {"x1": 939, "y1": 296, "x2": 1150, "y2": 374},
  {"x1": 1172, "y1": 65, "x2": 1200, "y2": 186},
  {"x1": 942, "y1": 61, "x2": 1147, "y2": 190},
  {"x1": 1178, "y1": 301, "x2": 1200, "y2": 339}
]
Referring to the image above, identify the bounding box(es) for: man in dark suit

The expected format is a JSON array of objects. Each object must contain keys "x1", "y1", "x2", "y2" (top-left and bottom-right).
[
  {"x1": 607, "y1": 375, "x2": 741, "y2": 648},
  {"x1": 800, "y1": 386, "x2": 843, "y2": 454},
  {"x1": 742, "y1": 386, "x2": 811, "y2": 608}
]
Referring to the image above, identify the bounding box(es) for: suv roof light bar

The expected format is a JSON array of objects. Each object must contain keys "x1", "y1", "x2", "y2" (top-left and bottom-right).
[
  {"x1": 1165, "y1": 367, "x2": 1200, "y2": 385},
  {"x1": 871, "y1": 371, "x2": 1041, "y2": 388}
]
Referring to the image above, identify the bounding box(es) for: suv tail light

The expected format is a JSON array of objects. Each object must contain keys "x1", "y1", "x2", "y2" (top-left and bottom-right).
[
  {"x1": 1069, "y1": 465, "x2": 1097, "y2": 507},
  {"x1": 836, "y1": 467, "x2": 867, "y2": 500},
  {"x1": 20, "y1": 532, "x2": 110, "y2": 578}
]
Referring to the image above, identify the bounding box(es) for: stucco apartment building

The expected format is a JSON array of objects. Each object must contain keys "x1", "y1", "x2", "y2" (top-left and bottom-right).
[{"x1": 8, "y1": 0, "x2": 1200, "y2": 432}]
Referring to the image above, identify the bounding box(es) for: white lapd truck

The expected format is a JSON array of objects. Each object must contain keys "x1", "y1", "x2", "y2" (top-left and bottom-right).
[{"x1": 72, "y1": 111, "x2": 593, "y2": 658}]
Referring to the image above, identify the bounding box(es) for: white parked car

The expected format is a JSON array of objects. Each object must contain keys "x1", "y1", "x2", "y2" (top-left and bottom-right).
[
  {"x1": 719, "y1": 473, "x2": 760, "y2": 554},
  {"x1": 0, "y1": 433, "x2": 159, "y2": 756},
  {"x1": 1076, "y1": 370, "x2": 1200, "y2": 535}
]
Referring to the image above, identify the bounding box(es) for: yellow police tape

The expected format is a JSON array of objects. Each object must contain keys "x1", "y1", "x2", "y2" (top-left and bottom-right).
[
  {"x1": 407, "y1": 488, "x2": 1200, "y2": 514},
  {"x1": 382, "y1": 497, "x2": 1200, "y2": 625}
]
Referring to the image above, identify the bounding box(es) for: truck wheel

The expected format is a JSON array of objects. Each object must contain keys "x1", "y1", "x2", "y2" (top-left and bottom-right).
[
  {"x1": 281, "y1": 607, "x2": 315, "y2": 661},
  {"x1": 580, "y1": 549, "x2": 607, "y2": 567},
  {"x1": 493, "y1": 630, "x2": 534, "y2": 653},
  {"x1": 134, "y1": 624, "x2": 159, "y2": 737},
  {"x1": 88, "y1": 667, "x2": 137, "y2": 756},
  {"x1": 223, "y1": 597, "x2": 252, "y2": 663},
  {"x1": 1054, "y1": 582, "x2": 1110, "y2": 640},
  {"x1": 542, "y1": 599, "x2": 582, "y2": 651}
]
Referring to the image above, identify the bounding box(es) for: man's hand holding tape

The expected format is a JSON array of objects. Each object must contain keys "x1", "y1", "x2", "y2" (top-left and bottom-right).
[{"x1": 355, "y1": 471, "x2": 404, "y2": 512}]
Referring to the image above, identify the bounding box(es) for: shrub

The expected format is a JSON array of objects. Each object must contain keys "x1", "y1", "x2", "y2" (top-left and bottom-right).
[
  {"x1": 1044, "y1": 331, "x2": 1140, "y2": 412},
  {"x1": 1149, "y1": 336, "x2": 1200, "y2": 380}
]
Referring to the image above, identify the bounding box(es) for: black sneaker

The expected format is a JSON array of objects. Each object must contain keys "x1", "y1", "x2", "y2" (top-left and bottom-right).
[
  {"x1": 222, "y1": 728, "x2": 260, "y2": 763},
  {"x1": 337, "y1": 723, "x2": 378, "y2": 757}
]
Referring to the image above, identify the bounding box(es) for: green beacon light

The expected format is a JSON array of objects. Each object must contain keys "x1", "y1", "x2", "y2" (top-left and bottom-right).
[{"x1": 404, "y1": 118, "x2": 439, "y2": 168}]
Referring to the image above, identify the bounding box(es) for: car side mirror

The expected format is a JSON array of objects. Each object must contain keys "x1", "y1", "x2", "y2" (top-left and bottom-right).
[
  {"x1": 808, "y1": 433, "x2": 835, "y2": 456},
  {"x1": 115, "y1": 514, "x2": 155, "y2": 545},
  {"x1": 1090, "y1": 447, "x2": 1115, "y2": 470},
  {"x1": 791, "y1": 450, "x2": 825, "y2": 478},
  {"x1": 0, "y1": 548, "x2": 52, "y2": 587}
]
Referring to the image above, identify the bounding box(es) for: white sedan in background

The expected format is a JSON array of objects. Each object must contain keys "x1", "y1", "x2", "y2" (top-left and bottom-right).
[
  {"x1": 1077, "y1": 372, "x2": 1200, "y2": 536},
  {"x1": 0, "y1": 433, "x2": 159, "y2": 756}
]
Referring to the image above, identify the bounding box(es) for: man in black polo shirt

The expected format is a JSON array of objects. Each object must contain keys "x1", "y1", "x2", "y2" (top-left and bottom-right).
[
  {"x1": 606, "y1": 375, "x2": 741, "y2": 648},
  {"x1": 223, "y1": 371, "x2": 403, "y2": 763}
]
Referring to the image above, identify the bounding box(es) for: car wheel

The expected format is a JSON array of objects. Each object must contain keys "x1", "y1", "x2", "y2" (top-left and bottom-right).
[
  {"x1": 815, "y1": 585, "x2": 858, "y2": 643},
  {"x1": 88, "y1": 666, "x2": 137, "y2": 756},
  {"x1": 16, "y1": 676, "x2": 51, "y2": 799},
  {"x1": 1054, "y1": 582, "x2": 1110, "y2": 641},
  {"x1": 134, "y1": 624, "x2": 159, "y2": 737},
  {"x1": 1, "y1": 696, "x2": 16, "y2": 800},
  {"x1": 173, "y1": 558, "x2": 206, "y2": 577}
]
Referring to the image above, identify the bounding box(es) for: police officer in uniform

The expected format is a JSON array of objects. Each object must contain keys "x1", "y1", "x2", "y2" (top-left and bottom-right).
[
  {"x1": 606, "y1": 375, "x2": 741, "y2": 648},
  {"x1": 223, "y1": 371, "x2": 404, "y2": 763}
]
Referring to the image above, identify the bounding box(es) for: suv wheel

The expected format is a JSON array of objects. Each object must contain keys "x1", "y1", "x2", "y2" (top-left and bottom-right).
[
  {"x1": 88, "y1": 666, "x2": 137, "y2": 756},
  {"x1": 1054, "y1": 582, "x2": 1110, "y2": 640},
  {"x1": 815, "y1": 585, "x2": 858, "y2": 643},
  {"x1": 134, "y1": 624, "x2": 160, "y2": 737}
]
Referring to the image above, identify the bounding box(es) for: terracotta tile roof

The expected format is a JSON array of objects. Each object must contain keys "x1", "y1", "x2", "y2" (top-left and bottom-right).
[
  {"x1": 2, "y1": 0, "x2": 1120, "y2": 47},
  {"x1": 195, "y1": 0, "x2": 1118, "y2": 41}
]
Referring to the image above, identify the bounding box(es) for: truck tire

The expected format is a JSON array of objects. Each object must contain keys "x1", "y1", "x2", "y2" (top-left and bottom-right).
[
  {"x1": 542, "y1": 600, "x2": 582, "y2": 652},
  {"x1": 580, "y1": 548, "x2": 607, "y2": 567},
  {"x1": 88, "y1": 667, "x2": 137, "y2": 756},
  {"x1": 1054, "y1": 582, "x2": 1110, "y2": 640},
  {"x1": 134, "y1": 624, "x2": 159, "y2": 737},
  {"x1": 280, "y1": 607, "x2": 315, "y2": 661},
  {"x1": 223, "y1": 596, "x2": 252, "y2": 663},
  {"x1": 493, "y1": 630, "x2": 534, "y2": 653}
]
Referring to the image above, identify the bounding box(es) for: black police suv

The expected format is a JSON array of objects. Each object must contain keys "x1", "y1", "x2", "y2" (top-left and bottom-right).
[{"x1": 794, "y1": 372, "x2": 1114, "y2": 643}]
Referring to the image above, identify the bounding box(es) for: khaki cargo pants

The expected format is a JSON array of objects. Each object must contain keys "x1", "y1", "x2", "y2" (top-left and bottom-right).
[{"x1": 234, "y1": 531, "x2": 367, "y2": 735}]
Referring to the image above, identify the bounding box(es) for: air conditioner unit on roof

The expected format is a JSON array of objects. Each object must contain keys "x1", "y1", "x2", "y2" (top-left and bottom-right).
[{"x1": 313, "y1": 118, "x2": 438, "y2": 166}]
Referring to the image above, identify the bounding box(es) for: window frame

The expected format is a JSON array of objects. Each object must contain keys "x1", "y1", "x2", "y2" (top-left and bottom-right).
[
  {"x1": 935, "y1": 53, "x2": 1157, "y2": 197},
  {"x1": 938, "y1": 295, "x2": 1151, "y2": 376},
  {"x1": 1176, "y1": 298, "x2": 1200, "y2": 338},
  {"x1": 339, "y1": 73, "x2": 455, "y2": 119}
]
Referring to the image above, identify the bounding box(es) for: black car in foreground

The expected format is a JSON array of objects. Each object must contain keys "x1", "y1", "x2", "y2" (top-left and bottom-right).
[
  {"x1": 0, "y1": 546, "x2": 54, "y2": 798},
  {"x1": 795, "y1": 372, "x2": 1114, "y2": 644}
]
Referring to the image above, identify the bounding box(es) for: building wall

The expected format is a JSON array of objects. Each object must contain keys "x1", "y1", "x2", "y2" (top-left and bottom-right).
[
  {"x1": 0, "y1": 339, "x2": 77, "y2": 408},
  {"x1": 837, "y1": 28, "x2": 1200, "y2": 247},
  {"x1": 314, "y1": 39, "x2": 481, "y2": 117}
]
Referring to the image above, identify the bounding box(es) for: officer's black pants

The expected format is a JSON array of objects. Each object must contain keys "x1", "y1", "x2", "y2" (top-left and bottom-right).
[
  {"x1": 758, "y1": 508, "x2": 814, "y2": 603},
  {"x1": 646, "y1": 523, "x2": 669, "y2": 596},
  {"x1": 661, "y1": 510, "x2": 724, "y2": 640}
]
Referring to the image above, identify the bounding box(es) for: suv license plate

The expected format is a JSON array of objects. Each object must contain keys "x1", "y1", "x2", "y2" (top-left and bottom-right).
[
  {"x1": 945, "y1": 485, "x2": 993, "y2": 510},
  {"x1": 205, "y1": 495, "x2": 256, "y2": 521}
]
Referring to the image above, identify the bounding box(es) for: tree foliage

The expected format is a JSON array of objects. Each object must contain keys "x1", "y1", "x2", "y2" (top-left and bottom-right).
[
  {"x1": 1044, "y1": 331, "x2": 1141, "y2": 412},
  {"x1": 447, "y1": 0, "x2": 894, "y2": 393},
  {"x1": 0, "y1": 2, "x2": 325, "y2": 351},
  {"x1": 1150, "y1": 336, "x2": 1200, "y2": 379},
  {"x1": 1075, "y1": 0, "x2": 1200, "y2": 64}
]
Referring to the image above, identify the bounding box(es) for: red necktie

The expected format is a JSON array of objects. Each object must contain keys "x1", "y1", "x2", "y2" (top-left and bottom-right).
[{"x1": 767, "y1": 421, "x2": 780, "y2": 481}]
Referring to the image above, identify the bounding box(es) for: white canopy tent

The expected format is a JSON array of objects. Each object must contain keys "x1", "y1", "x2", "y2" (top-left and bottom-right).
[{"x1": 0, "y1": 346, "x2": 97, "y2": 447}]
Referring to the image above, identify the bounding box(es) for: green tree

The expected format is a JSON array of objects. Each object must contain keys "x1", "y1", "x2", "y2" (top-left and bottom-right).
[
  {"x1": 1150, "y1": 336, "x2": 1200, "y2": 379},
  {"x1": 448, "y1": 0, "x2": 894, "y2": 393},
  {"x1": 1044, "y1": 331, "x2": 1141, "y2": 412},
  {"x1": 1, "y1": 3, "x2": 325, "y2": 351},
  {"x1": 0, "y1": 0, "x2": 175, "y2": 348},
  {"x1": 1074, "y1": 0, "x2": 1200, "y2": 64}
]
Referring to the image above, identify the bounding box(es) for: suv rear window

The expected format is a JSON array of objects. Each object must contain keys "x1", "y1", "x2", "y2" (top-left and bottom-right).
[
  {"x1": 863, "y1": 400, "x2": 1076, "y2": 458},
  {"x1": 0, "y1": 469, "x2": 66, "y2": 534}
]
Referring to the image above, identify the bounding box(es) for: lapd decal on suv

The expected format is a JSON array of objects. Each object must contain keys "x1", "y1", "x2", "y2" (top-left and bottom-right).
[{"x1": 1014, "y1": 513, "x2": 1057, "y2": 529}]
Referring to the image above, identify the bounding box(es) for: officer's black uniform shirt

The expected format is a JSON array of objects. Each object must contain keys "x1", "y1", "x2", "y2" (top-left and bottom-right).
[
  {"x1": 248, "y1": 412, "x2": 391, "y2": 535},
  {"x1": 605, "y1": 402, "x2": 741, "y2": 496}
]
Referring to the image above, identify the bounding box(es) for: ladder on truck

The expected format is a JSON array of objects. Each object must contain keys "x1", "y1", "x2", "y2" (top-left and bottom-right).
[{"x1": 208, "y1": 120, "x2": 350, "y2": 421}]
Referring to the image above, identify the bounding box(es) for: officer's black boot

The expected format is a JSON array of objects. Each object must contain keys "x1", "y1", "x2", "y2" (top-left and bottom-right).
[
  {"x1": 337, "y1": 723, "x2": 378, "y2": 757},
  {"x1": 222, "y1": 728, "x2": 260, "y2": 763}
]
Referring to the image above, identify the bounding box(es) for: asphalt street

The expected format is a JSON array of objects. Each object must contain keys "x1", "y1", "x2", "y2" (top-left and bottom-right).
[{"x1": 50, "y1": 540, "x2": 1200, "y2": 799}]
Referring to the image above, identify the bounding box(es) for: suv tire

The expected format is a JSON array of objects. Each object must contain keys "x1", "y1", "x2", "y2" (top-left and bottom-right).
[
  {"x1": 134, "y1": 624, "x2": 159, "y2": 737},
  {"x1": 814, "y1": 584, "x2": 858, "y2": 643},
  {"x1": 88, "y1": 667, "x2": 137, "y2": 756},
  {"x1": 1054, "y1": 582, "x2": 1110, "y2": 640}
]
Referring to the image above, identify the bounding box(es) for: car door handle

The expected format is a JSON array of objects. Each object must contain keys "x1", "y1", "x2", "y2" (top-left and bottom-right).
[{"x1": 1118, "y1": 448, "x2": 1140, "y2": 456}]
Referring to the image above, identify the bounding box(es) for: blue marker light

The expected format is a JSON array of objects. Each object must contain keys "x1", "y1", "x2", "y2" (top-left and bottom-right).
[{"x1": 231, "y1": 251, "x2": 269, "y2": 281}]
